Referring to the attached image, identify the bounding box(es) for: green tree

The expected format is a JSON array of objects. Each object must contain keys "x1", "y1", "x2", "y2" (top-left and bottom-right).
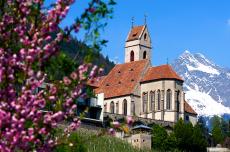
[
  {"x1": 211, "y1": 116, "x2": 225, "y2": 145},
  {"x1": 165, "y1": 133, "x2": 178, "y2": 151},
  {"x1": 174, "y1": 119, "x2": 193, "y2": 151},
  {"x1": 43, "y1": 52, "x2": 77, "y2": 81},
  {"x1": 152, "y1": 124, "x2": 168, "y2": 151},
  {"x1": 191, "y1": 124, "x2": 208, "y2": 152},
  {"x1": 221, "y1": 117, "x2": 229, "y2": 138}
]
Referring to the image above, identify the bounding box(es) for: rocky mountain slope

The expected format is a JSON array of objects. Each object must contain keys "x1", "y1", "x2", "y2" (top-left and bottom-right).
[{"x1": 171, "y1": 50, "x2": 230, "y2": 116}]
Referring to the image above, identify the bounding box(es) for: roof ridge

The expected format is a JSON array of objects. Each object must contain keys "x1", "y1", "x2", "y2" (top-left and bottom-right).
[
  {"x1": 96, "y1": 59, "x2": 150, "y2": 99},
  {"x1": 141, "y1": 64, "x2": 184, "y2": 83},
  {"x1": 138, "y1": 25, "x2": 146, "y2": 39},
  {"x1": 130, "y1": 59, "x2": 150, "y2": 95},
  {"x1": 126, "y1": 25, "x2": 146, "y2": 42},
  {"x1": 184, "y1": 100, "x2": 197, "y2": 115}
]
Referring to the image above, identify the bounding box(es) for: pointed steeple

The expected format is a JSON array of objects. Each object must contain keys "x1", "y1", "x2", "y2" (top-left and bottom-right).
[{"x1": 125, "y1": 23, "x2": 152, "y2": 63}]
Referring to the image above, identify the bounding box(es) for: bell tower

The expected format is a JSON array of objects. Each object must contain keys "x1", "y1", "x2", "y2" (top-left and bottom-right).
[{"x1": 125, "y1": 24, "x2": 152, "y2": 63}]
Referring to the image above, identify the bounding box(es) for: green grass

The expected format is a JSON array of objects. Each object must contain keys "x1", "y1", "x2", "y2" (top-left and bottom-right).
[{"x1": 76, "y1": 128, "x2": 152, "y2": 152}]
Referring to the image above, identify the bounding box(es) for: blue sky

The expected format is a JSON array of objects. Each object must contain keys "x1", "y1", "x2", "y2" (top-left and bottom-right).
[{"x1": 50, "y1": 0, "x2": 230, "y2": 67}]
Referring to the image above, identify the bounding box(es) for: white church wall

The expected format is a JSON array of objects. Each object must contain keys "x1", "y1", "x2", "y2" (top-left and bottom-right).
[
  {"x1": 185, "y1": 113, "x2": 197, "y2": 126},
  {"x1": 164, "y1": 111, "x2": 177, "y2": 122},
  {"x1": 125, "y1": 45, "x2": 141, "y2": 62},
  {"x1": 154, "y1": 112, "x2": 162, "y2": 120},
  {"x1": 97, "y1": 93, "x2": 105, "y2": 121},
  {"x1": 140, "y1": 27, "x2": 151, "y2": 47},
  {"x1": 175, "y1": 81, "x2": 185, "y2": 120},
  {"x1": 131, "y1": 96, "x2": 141, "y2": 116},
  {"x1": 104, "y1": 96, "x2": 132, "y2": 116},
  {"x1": 140, "y1": 80, "x2": 185, "y2": 122}
]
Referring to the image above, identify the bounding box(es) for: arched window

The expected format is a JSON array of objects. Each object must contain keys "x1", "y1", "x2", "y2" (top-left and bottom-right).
[
  {"x1": 116, "y1": 102, "x2": 119, "y2": 114},
  {"x1": 157, "y1": 90, "x2": 161, "y2": 110},
  {"x1": 144, "y1": 33, "x2": 147, "y2": 40},
  {"x1": 143, "y1": 51, "x2": 147, "y2": 59},
  {"x1": 123, "y1": 99, "x2": 127, "y2": 116},
  {"x1": 166, "y1": 89, "x2": 172, "y2": 110},
  {"x1": 142, "y1": 92, "x2": 148, "y2": 113},
  {"x1": 131, "y1": 101, "x2": 135, "y2": 116},
  {"x1": 130, "y1": 51, "x2": 134, "y2": 62},
  {"x1": 150, "y1": 91, "x2": 155, "y2": 111},
  {"x1": 104, "y1": 103, "x2": 107, "y2": 112},
  {"x1": 176, "y1": 91, "x2": 180, "y2": 112},
  {"x1": 110, "y1": 101, "x2": 114, "y2": 114}
]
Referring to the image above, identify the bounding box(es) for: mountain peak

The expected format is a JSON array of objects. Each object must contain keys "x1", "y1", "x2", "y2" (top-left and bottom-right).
[
  {"x1": 171, "y1": 51, "x2": 230, "y2": 117},
  {"x1": 181, "y1": 50, "x2": 192, "y2": 57}
]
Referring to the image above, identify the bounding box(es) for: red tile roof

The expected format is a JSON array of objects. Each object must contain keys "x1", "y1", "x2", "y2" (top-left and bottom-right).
[
  {"x1": 126, "y1": 25, "x2": 145, "y2": 42},
  {"x1": 141, "y1": 64, "x2": 183, "y2": 83},
  {"x1": 87, "y1": 76, "x2": 107, "y2": 88},
  {"x1": 184, "y1": 101, "x2": 197, "y2": 115},
  {"x1": 95, "y1": 59, "x2": 150, "y2": 99}
]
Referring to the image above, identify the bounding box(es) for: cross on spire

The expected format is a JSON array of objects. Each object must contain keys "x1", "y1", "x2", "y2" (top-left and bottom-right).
[
  {"x1": 131, "y1": 17, "x2": 134, "y2": 28},
  {"x1": 144, "y1": 14, "x2": 147, "y2": 25}
]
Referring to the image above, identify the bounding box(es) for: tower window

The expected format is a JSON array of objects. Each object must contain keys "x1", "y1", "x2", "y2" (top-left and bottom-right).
[
  {"x1": 144, "y1": 33, "x2": 147, "y2": 40},
  {"x1": 130, "y1": 51, "x2": 134, "y2": 62},
  {"x1": 143, "y1": 51, "x2": 147, "y2": 59}
]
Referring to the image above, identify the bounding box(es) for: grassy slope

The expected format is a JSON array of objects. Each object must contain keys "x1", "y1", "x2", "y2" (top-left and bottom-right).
[{"x1": 77, "y1": 129, "x2": 152, "y2": 152}]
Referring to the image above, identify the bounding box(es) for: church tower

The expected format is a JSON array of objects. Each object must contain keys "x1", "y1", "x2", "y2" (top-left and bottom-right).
[{"x1": 125, "y1": 25, "x2": 152, "y2": 63}]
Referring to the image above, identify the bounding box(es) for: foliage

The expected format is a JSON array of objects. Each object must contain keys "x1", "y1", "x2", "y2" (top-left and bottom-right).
[
  {"x1": 174, "y1": 119, "x2": 208, "y2": 152},
  {"x1": 191, "y1": 124, "x2": 208, "y2": 152},
  {"x1": 151, "y1": 124, "x2": 179, "y2": 151},
  {"x1": 54, "y1": 130, "x2": 86, "y2": 152},
  {"x1": 60, "y1": 37, "x2": 115, "y2": 75},
  {"x1": 174, "y1": 119, "x2": 194, "y2": 151},
  {"x1": 152, "y1": 124, "x2": 169, "y2": 151},
  {"x1": 44, "y1": 52, "x2": 77, "y2": 81},
  {"x1": 0, "y1": 0, "x2": 115, "y2": 151},
  {"x1": 164, "y1": 133, "x2": 178, "y2": 151},
  {"x1": 211, "y1": 115, "x2": 226, "y2": 145},
  {"x1": 151, "y1": 119, "x2": 208, "y2": 152}
]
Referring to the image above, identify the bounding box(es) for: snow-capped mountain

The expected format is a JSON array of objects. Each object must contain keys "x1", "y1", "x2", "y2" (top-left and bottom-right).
[{"x1": 171, "y1": 50, "x2": 230, "y2": 117}]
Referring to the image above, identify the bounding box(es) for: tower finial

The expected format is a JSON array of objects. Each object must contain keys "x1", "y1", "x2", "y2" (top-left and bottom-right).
[
  {"x1": 131, "y1": 17, "x2": 134, "y2": 28},
  {"x1": 166, "y1": 58, "x2": 169, "y2": 65},
  {"x1": 144, "y1": 14, "x2": 147, "y2": 25}
]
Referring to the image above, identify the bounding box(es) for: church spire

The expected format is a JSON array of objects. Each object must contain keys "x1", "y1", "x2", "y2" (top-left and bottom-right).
[
  {"x1": 131, "y1": 17, "x2": 134, "y2": 28},
  {"x1": 144, "y1": 14, "x2": 147, "y2": 25},
  {"x1": 125, "y1": 22, "x2": 152, "y2": 63}
]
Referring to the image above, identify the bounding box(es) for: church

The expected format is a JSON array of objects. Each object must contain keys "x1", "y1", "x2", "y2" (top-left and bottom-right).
[{"x1": 87, "y1": 23, "x2": 197, "y2": 126}]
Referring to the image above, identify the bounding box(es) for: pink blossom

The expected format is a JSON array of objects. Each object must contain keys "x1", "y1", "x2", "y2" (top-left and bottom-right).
[
  {"x1": 126, "y1": 116, "x2": 134, "y2": 126},
  {"x1": 63, "y1": 76, "x2": 71, "y2": 85},
  {"x1": 70, "y1": 72, "x2": 78, "y2": 80},
  {"x1": 108, "y1": 128, "x2": 115, "y2": 136},
  {"x1": 112, "y1": 121, "x2": 120, "y2": 128},
  {"x1": 0, "y1": 0, "x2": 111, "y2": 151}
]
